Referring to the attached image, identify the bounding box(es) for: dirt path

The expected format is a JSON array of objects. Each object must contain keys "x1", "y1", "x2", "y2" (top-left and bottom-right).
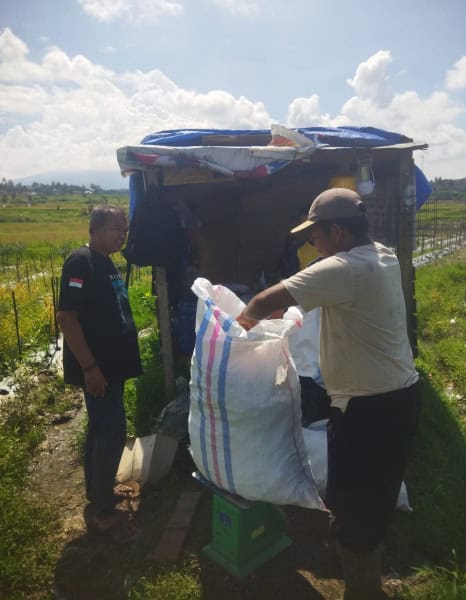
[
  {"x1": 28, "y1": 403, "x2": 412, "y2": 600},
  {"x1": 28, "y1": 393, "x2": 88, "y2": 545}
]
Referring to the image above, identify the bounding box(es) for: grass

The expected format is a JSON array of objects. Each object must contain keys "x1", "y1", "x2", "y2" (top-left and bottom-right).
[
  {"x1": 0, "y1": 194, "x2": 127, "y2": 252},
  {"x1": 417, "y1": 199, "x2": 466, "y2": 227},
  {"x1": 0, "y1": 368, "x2": 76, "y2": 599},
  {"x1": 0, "y1": 277, "x2": 55, "y2": 376},
  {"x1": 128, "y1": 562, "x2": 202, "y2": 600},
  {"x1": 399, "y1": 369, "x2": 466, "y2": 563},
  {"x1": 415, "y1": 252, "x2": 466, "y2": 395},
  {"x1": 403, "y1": 552, "x2": 466, "y2": 599},
  {"x1": 389, "y1": 249, "x2": 466, "y2": 599}
]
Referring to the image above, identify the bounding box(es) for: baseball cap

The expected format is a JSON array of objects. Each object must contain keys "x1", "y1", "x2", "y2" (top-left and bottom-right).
[{"x1": 290, "y1": 188, "x2": 367, "y2": 234}]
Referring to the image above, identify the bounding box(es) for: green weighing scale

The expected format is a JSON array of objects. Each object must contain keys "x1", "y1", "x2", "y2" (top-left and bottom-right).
[{"x1": 193, "y1": 471, "x2": 291, "y2": 578}]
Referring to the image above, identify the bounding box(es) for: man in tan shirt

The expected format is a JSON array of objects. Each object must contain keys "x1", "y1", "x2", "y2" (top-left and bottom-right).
[{"x1": 237, "y1": 188, "x2": 420, "y2": 599}]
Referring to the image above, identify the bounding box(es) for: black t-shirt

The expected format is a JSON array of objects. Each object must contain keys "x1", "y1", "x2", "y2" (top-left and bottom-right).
[{"x1": 58, "y1": 245, "x2": 142, "y2": 386}]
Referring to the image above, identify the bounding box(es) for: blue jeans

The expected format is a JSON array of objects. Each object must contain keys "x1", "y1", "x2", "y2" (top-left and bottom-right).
[{"x1": 83, "y1": 381, "x2": 126, "y2": 516}]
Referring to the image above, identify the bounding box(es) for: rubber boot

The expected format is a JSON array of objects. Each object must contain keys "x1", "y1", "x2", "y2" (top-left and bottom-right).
[{"x1": 337, "y1": 542, "x2": 383, "y2": 600}]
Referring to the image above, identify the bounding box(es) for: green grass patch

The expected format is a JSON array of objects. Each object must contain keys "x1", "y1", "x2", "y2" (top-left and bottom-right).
[
  {"x1": 124, "y1": 327, "x2": 166, "y2": 437},
  {"x1": 416, "y1": 253, "x2": 466, "y2": 399},
  {"x1": 387, "y1": 248, "x2": 466, "y2": 597},
  {"x1": 403, "y1": 551, "x2": 466, "y2": 599},
  {"x1": 128, "y1": 562, "x2": 202, "y2": 600},
  {"x1": 124, "y1": 275, "x2": 168, "y2": 437},
  {"x1": 0, "y1": 368, "x2": 76, "y2": 599},
  {"x1": 399, "y1": 369, "x2": 466, "y2": 565}
]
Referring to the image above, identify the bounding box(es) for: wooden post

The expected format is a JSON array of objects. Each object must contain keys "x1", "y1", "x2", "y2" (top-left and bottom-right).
[
  {"x1": 25, "y1": 263, "x2": 31, "y2": 297},
  {"x1": 396, "y1": 152, "x2": 417, "y2": 355},
  {"x1": 155, "y1": 266, "x2": 176, "y2": 401},
  {"x1": 12, "y1": 291, "x2": 21, "y2": 357},
  {"x1": 51, "y1": 276, "x2": 60, "y2": 349}
]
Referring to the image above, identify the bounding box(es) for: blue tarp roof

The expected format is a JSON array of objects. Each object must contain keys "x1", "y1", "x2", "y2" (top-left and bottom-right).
[
  {"x1": 120, "y1": 125, "x2": 430, "y2": 215},
  {"x1": 140, "y1": 126, "x2": 408, "y2": 148}
]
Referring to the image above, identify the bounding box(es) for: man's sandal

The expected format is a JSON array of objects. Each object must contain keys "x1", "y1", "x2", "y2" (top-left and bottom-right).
[
  {"x1": 106, "y1": 519, "x2": 140, "y2": 545},
  {"x1": 83, "y1": 505, "x2": 140, "y2": 545},
  {"x1": 114, "y1": 482, "x2": 140, "y2": 499}
]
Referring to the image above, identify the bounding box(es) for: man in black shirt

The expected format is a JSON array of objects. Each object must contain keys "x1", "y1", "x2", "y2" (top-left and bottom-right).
[{"x1": 58, "y1": 205, "x2": 142, "y2": 542}]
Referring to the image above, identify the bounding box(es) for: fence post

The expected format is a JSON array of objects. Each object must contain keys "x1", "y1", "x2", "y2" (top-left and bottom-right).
[
  {"x1": 25, "y1": 263, "x2": 31, "y2": 297},
  {"x1": 154, "y1": 266, "x2": 176, "y2": 402},
  {"x1": 51, "y1": 276, "x2": 60, "y2": 349},
  {"x1": 11, "y1": 290, "x2": 22, "y2": 357},
  {"x1": 397, "y1": 152, "x2": 417, "y2": 354},
  {"x1": 39, "y1": 257, "x2": 47, "y2": 289},
  {"x1": 49, "y1": 248, "x2": 55, "y2": 279}
]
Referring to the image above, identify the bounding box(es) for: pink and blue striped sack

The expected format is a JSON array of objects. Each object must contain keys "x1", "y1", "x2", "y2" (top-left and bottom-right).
[{"x1": 189, "y1": 278, "x2": 324, "y2": 510}]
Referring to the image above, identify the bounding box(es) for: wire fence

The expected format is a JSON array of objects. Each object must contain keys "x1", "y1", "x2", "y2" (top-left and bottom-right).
[
  {"x1": 1, "y1": 195, "x2": 465, "y2": 375},
  {"x1": 415, "y1": 196, "x2": 466, "y2": 267},
  {"x1": 0, "y1": 257, "x2": 145, "y2": 379}
]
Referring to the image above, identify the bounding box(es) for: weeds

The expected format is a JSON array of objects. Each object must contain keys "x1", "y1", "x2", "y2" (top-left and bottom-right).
[
  {"x1": 416, "y1": 253, "x2": 466, "y2": 402},
  {"x1": 128, "y1": 561, "x2": 202, "y2": 600},
  {"x1": 402, "y1": 551, "x2": 466, "y2": 599},
  {"x1": 0, "y1": 365, "x2": 75, "y2": 598}
]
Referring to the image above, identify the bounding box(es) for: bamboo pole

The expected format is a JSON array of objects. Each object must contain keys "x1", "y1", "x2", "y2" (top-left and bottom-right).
[
  {"x1": 154, "y1": 266, "x2": 176, "y2": 401},
  {"x1": 11, "y1": 290, "x2": 21, "y2": 357},
  {"x1": 51, "y1": 276, "x2": 59, "y2": 349},
  {"x1": 25, "y1": 264, "x2": 31, "y2": 297}
]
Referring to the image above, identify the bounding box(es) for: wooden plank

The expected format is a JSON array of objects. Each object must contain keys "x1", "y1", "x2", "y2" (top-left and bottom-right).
[
  {"x1": 162, "y1": 167, "x2": 234, "y2": 186},
  {"x1": 396, "y1": 151, "x2": 417, "y2": 354},
  {"x1": 149, "y1": 492, "x2": 202, "y2": 561},
  {"x1": 154, "y1": 267, "x2": 176, "y2": 400},
  {"x1": 149, "y1": 528, "x2": 187, "y2": 561},
  {"x1": 201, "y1": 133, "x2": 271, "y2": 146},
  {"x1": 166, "y1": 492, "x2": 202, "y2": 529}
]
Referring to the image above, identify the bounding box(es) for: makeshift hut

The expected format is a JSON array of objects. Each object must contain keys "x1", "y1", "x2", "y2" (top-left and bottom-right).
[{"x1": 116, "y1": 125, "x2": 429, "y2": 397}]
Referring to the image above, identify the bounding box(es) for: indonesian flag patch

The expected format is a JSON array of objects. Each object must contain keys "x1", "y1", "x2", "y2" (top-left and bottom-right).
[{"x1": 69, "y1": 277, "x2": 83, "y2": 288}]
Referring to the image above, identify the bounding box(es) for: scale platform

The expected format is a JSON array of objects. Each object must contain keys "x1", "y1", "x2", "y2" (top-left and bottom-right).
[{"x1": 193, "y1": 472, "x2": 291, "y2": 579}]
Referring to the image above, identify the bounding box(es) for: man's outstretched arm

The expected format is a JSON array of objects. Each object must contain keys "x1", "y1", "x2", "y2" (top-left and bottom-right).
[{"x1": 236, "y1": 282, "x2": 296, "y2": 330}]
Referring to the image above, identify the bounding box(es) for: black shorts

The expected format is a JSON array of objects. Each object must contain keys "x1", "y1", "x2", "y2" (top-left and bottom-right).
[
  {"x1": 299, "y1": 376, "x2": 331, "y2": 426},
  {"x1": 326, "y1": 383, "x2": 421, "y2": 553}
]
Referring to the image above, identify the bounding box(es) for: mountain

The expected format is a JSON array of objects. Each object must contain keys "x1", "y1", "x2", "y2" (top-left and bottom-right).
[{"x1": 15, "y1": 170, "x2": 129, "y2": 190}]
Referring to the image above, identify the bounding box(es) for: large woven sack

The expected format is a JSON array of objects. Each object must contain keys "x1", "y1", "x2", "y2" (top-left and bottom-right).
[
  {"x1": 302, "y1": 420, "x2": 412, "y2": 512},
  {"x1": 189, "y1": 278, "x2": 324, "y2": 510}
]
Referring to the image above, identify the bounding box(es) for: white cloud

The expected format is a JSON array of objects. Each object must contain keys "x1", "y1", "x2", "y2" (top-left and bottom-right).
[
  {"x1": 208, "y1": 0, "x2": 263, "y2": 17},
  {"x1": 1, "y1": 30, "x2": 466, "y2": 181},
  {"x1": 285, "y1": 51, "x2": 466, "y2": 180},
  {"x1": 0, "y1": 27, "x2": 29, "y2": 62},
  {"x1": 77, "y1": 0, "x2": 184, "y2": 24},
  {"x1": 286, "y1": 94, "x2": 332, "y2": 128},
  {"x1": 102, "y1": 46, "x2": 117, "y2": 54},
  {"x1": 0, "y1": 84, "x2": 49, "y2": 115},
  {"x1": 446, "y1": 56, "x2": 466, "y2": 89},
  {"x1": 0, "y1": 29, "x2": 270, "y2": 179},
  {"x1": 347, "y1": 50, "x2": 394, "y2": 106}
]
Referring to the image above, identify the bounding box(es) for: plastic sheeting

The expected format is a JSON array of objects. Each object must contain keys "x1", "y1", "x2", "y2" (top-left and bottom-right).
[
  {"x1": 139, "y1": 126, "x2": 407, "y2": 148},
  {"x1": 119, "y1": 125, "x2": 431, "y2": 219}
]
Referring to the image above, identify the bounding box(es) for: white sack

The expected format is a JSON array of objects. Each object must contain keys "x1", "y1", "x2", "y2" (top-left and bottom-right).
[
  {"x1": 302, "y1": 419, "x2": 412, "y2": 512},
  {"x1": 189, "y1": 277, "x2": 324, "y2": 510}
]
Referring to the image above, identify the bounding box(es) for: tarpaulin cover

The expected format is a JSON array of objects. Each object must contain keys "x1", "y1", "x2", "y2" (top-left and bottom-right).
[
  {"x1": 118, "y1": 125, "x2": 430, "y2": 217},
  {"x1": 139, "y1": 126, "x2": 407, "y2": 148}
]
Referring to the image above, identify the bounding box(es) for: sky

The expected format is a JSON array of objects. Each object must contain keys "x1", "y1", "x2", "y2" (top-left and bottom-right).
[{"x1": 1, "y1": 0, "x2": 466, "y2": 184}]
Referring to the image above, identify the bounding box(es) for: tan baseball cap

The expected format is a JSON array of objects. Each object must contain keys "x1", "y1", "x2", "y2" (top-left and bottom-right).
[{"x1": 291, "y1": 188, "x2": 367, "y2": 234}]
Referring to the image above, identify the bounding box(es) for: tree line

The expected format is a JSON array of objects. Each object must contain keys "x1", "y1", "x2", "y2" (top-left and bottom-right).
[
  {"x1": 0, "y1": 178, "x2": 103, "y2": 196},
  {"x1": 1, "y1": 175, "x2": 465, "y2": 200},
  {"x1": 430, "y1": 177, "x2": 466, "y2": 200}
]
